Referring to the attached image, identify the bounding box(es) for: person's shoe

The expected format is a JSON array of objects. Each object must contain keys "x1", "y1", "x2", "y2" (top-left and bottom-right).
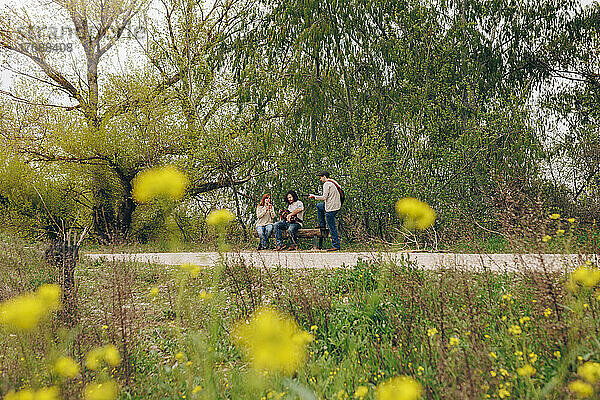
[
  {"x1": 276, "y1": 245, "x2": 286, "y2": 251},
  {"x1": 287, "y1": 245, "x2": 297, "y2": 251},
  {"x1": 326, "y1": 247, "x2": 340, "y2": 252}
]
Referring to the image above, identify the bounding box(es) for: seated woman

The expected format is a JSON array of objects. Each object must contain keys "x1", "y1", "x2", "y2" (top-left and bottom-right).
[
  {"x1": 274, "y1": 190, "x2": 304, "y2": 251},
  {"x1": 256, "y1": 194, "x2": 276, "y2": 250}
]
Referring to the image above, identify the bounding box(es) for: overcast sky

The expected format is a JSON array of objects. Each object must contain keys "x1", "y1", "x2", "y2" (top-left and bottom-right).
[{"x1": 0, "y1": 0, "x2": 598, "y2": 93}]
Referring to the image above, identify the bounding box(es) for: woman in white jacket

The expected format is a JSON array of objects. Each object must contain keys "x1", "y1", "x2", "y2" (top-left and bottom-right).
[{"x1": 256, "y1": 194, "x2": 276, "y2": 250}]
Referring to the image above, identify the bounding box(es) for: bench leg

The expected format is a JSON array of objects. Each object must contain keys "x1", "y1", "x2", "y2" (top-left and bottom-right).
[
  {"x1": 313, "y1": 236, "x2": 323, "y2": 250},
  {"x1": 313, "y1": 236, "x2": 319, "y2": 250}
]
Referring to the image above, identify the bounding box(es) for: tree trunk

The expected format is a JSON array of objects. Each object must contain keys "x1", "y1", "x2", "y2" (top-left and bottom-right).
[{"x1": 45, "y1": 239, "x2": 79, "y2": 327}]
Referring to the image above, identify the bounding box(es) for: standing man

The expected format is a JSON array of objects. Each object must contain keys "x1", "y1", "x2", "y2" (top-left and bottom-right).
[{"x1": 309, "y1": 171, "x2": 343, "y2": 251}]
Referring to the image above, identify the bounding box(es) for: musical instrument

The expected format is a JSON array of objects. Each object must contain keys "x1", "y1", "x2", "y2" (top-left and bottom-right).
[{"x1": 280, "y1": 209, "x2": 302, "y2": 224}]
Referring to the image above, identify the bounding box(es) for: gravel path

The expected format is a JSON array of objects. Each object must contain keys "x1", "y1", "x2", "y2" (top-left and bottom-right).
[{"x1": 84, "y1": 251, "x2": 595, "y2": 272}]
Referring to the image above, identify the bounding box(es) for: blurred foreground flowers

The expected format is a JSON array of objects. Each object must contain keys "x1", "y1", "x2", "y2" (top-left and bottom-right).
[
  {"x1": 232, "y1": 306, "x2": 313, "y2": 375},
  {"x1": 132, "y1": 165, "x2": 189, "y2": 203},
  {"x1": 206, "y1": 209, "x2": 235, "y2": 227},
  {"x1": 0, "y1": 284, "x2": 61, "y2": 331},
  {"x1": 375, "y1": 376, "x2": 423, "y2": 400},
  {"x1": 395, "y1": 198, "x2": 436, "y2": 230}
]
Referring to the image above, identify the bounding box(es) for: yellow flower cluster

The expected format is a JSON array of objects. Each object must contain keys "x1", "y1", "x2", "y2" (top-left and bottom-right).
[
  {"x1": 132, "y1": 165, "x2": 189, "y2": 203},
  {"x1": 206, "y1": 209, "x2": 235, "y2": 227},
  {"x1": 232, "y1": 306, "x2": 313, "y2": 375},
  {"x1": 85, "y1": 345, "x2": 121, "y2": 370},
  {"x1": 354, "y1": 386, "x2": 369, "y2": 399},
  {"x1": 508, "y1": 325, "x2": 522, "y2": 335},
  {"x1": 54, "y1": 356, "x2": 80, "y2": 378},
  {"x1": 375, "y1": 376, "x2": 422, "y2": 400},
  {"x1": 0, "y1": 284, "x2": 61, "y2": 331},
  {"x1": 578, "y1": 362, "x2": 600, "y2": 383},
  {"x1": 4, "y1": 387, "x2": 59, "y2": 400},
  {"x1": 516, "y1": 364, "x2": 536, "y2": 377},
  {"x1": 180, "y1": 263, "x2": 202, "y2": 278},
  {"x1": 84, "y1": 380, "x2": 119, "y2": 400},
  {"x1": 568, "y1": 362, "x2": 600, "y2": 398},
  {"x1": 542, "y1": 235, "x2": 551, "y2": 243},
  {"x1": 570, "y1": 266, "x2": 600, "y2": 288},
  {"x1": 569, "y1": 380, "x2": 593, "y2": 398},
  {"x1": 395, "y1": 198, "x2": 436, "y2": 230},
  {"x1": 426, "y1": 328, "x2": 438, "y2": 337}
]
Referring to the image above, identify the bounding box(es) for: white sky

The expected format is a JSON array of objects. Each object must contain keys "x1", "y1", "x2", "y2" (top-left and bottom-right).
[{"x1": 0, "y1": 0, "x2": 598, "y2": 93}]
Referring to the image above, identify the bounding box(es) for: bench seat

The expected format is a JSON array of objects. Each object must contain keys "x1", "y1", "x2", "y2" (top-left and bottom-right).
[{"x1": 252, "y1": 228, "x2": 329, "y2": 248}]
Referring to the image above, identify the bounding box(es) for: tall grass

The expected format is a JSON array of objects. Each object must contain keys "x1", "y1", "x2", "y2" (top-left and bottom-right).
[{"x1": 1, "y1": 233, "x2": 599, "y2": 399}]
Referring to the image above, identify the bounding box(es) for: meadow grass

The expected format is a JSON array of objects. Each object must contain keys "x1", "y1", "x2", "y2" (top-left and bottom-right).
[{"x1": 0, "y1": 237, "x2": 599, "y2": 399}]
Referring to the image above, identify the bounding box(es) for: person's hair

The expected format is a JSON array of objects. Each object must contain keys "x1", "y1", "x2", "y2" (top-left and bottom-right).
[
  {"x1": 318, "y1": 171, "x2": 330, "y2": 178},
  {"x1": 284, "y1": 190, "x2": 298, "y2": 204},
  {"x1": 259, "y1": 194, "x2": 271, "y2": 206}
]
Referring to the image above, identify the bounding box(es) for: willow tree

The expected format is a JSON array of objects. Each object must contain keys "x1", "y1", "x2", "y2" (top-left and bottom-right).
[
  {"x1": 231, "y1": 0, "x2": 581, "y2": 242},
  {"x1": 0, "y1": 0, "x2": 265, "y2": 242}
]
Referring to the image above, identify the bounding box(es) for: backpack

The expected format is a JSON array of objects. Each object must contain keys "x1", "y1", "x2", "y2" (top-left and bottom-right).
[{"x1": 328, "y1": 179, "x2": 345, "y2": 205}]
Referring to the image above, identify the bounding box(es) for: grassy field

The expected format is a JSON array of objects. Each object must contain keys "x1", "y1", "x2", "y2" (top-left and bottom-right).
[{"x1": 1, "y1": 234, "x2": 599, "y2": 400}]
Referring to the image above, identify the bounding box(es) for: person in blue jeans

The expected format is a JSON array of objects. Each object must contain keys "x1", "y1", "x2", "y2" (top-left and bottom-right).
[
  {"x1": 256, "y1": 194, "x2": 276, "y2": 250},
  {"x1": 274, "y1": 190, "x2": 304, "y2": 251},
  {"x1": 309, "y1": 171, "x2": 342, "y2": 251}
]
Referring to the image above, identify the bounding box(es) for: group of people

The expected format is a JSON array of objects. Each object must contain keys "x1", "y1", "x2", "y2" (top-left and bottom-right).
[{"x1": 255, "y1": 171, "x2": 343, "y2": 251}]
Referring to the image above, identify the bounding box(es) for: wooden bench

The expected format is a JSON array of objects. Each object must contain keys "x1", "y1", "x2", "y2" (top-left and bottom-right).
[{"x1": 253, "y1": 228, "x2": 329, "y2": 249}]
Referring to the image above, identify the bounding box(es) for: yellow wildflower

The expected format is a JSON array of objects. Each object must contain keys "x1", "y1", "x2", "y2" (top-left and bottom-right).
[
  {"x1": 569, "y1": 380, "x2": 594, "y2": 398},
  {"x1": 84, "y1": 380, "x2": 119, "y2": 400},
  {"x1": 180, "y1": 263, "x2": 202, "y2": 278},
  {"x1": 448, "y1": 337, "x2": 460, "y2": 346},
  {"x1": 519, "y1": 316, "x2": 530, "y2": 325},
  {"x1": 578, "y1": 362, "x2": 600, "y2": 384},
  {"x1": 33, "y1": 387, "x2": 60, "y2": 400},
  {"x1": 337, "y1": 389, "x2": 348, "y2": 400},
  {"x1": 568, "y1": 218, "x2": 576, "y2": 223},
  {"x1": 543, "y1": 308, "x2": 552, "y2": 317},
  {"x1": 232, "y1": 306, "x2": 313, "y2": 375},
  {"x1": 542, "y1": 235, "x2": 552, "y2": 243},
  {"x1": 375, "y1": 376, "x2": 422, "y2": 400},
  {"x1": 571, "y1": 266, "x2": 600, "y2": 288},
  {"x1": 0, "y1": 284, "x2": 62, "y2": 331},
  {"x1": 556, "y1": 229, "x2": 565, "y2": 235},
  {"x1": 206, "y1": 209, "x2": 235, "y2": 227},
  {"x1": 508, "y1": 325, "x2": 522, "y2": 335},
  {"x1": 499, "y1": 368, "x2": 510, "y2": 377},
  {"x1": 199, "y1": 290, "x2": 212, "y2": 300},
  {"x1": 426, "y1": 328, "x2": 438, "y2": 337},
  {"x1": 149, "y1": 287, "x2": 159, "y2": 298},
  {"x1": 103, "y1": 345, "x2": 121, "y2": 366},
  {"x1": 354, "y1": 386, "x2": 369, "y2": 399},
  {"x1": 192, "y1": 386, "x2": 202, "y2": 394},
  {"x1": 175, "y1": 352, "x2": 185, "y2": 361},
  {"x1": 490, "y1": 370, "x2": 497, "y2": 377},
  {"x1": 132, "y1": 165, "x2": 188, "y2": 203},
  {"x1": 498, "y1": 388, "x2": 510, "y2": 398},
  {"x1": 5, "y1": 387, "x2": 60, "y2": 400},
  {"x1": 517, "y1": 364, "x2": 536, "y2": 377},
  {"x1": 85, "y1": 348, "x2": 104, "y2": 370},
  {"x1": 85, "y1": 345, "x2": 120, "y2": 370},
  {"x1": 36, "y1": 284, "x2": 62, "y2": 312},
  {"x1": 549, "y1": 213, "x2": 560, "y2": 219},
  {"x1": 554, "y1": 351, "x2": 561, "y2": 359},
  {"x1": 528, "y1": 353, "x2": 538, "y2": 363},
  {"x1": 54, "y1": 356, "x2": 80, "y2": 378},
  {"x1": 395, "y1": 198, "x2": 436, "y2": 230}
]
